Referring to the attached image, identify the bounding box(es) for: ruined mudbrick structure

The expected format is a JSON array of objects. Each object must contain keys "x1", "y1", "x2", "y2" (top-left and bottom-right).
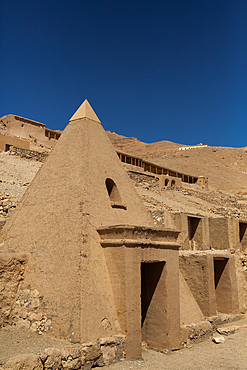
[
  {"x1": 0, "y1": 114, "x2": 61, "y2": 150},
  {"x1": 0, "y1": 100, "x2": 246, "y2": 367},
  {"x1": 117, "y1": 151, "x2": 208, "y2": 189},
  {"x1": 0, "y1": 113, "x2": 207, "y2": 190}
]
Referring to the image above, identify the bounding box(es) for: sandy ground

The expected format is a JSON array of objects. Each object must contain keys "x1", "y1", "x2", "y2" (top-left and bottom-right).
[
  {"x1": 0, "y1": 326, "x2": 69, "y2": 366},
  {"x1": 0, "y1": 320, "x2": 247, "y2": 369},
  {"x1": 96, "y1": 326, "x2": 247, "y2": 370}
]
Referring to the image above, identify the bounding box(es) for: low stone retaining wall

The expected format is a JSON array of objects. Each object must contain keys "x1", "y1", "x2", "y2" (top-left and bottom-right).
[
  {"x1": 8, "y1": 146, "x2": 49, "y2": 162},
  {"x1": 184, "y1": 314, "x2": 245, "y2": 345},
  {"x1": 3, "y1": 335, "x2": 125, "y2": 369},
  {"x1": 185, "y1": 320, "x2": 212, "y2": 343}
]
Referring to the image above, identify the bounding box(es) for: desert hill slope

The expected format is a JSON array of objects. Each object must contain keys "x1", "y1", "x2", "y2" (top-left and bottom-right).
[
  {"x1": 107, "y1": 131, "x2": 182, "y2": 155},
  {"x1": 0, "y1": 129, "x2": 246, "y2": 225},
  {"x1": 107, "y1": 131, "x2": 247, "y2": 195}
]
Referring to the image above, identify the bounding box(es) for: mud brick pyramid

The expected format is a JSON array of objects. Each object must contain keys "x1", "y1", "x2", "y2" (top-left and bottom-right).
[{"x1": 0, "y1": 100, "x2": 183, "y2": 358}]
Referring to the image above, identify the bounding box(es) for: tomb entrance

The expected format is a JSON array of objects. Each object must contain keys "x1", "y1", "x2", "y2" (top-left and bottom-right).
[
  {"x1": 98, "y1": 225, "x2": 185, "y2": 358},
  {"x1": 141, "y1": 261, "x2": 167, "y2": 348},
  {"x1": 239, "y1": 221, "x2": 247, "y2": 251},
  {"x1": 180, "y1": 253, "x2": 239, "y2": 317},
  {"x1": 188, "y1": 216, "x2": 203, "y2": 250},
  {"x1": 214, "y1": 257, "x2": 232, "y2": 313}
]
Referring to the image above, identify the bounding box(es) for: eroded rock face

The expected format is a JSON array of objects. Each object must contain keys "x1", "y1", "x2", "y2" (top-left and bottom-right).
[
  {"x1": 0, "y1": 253, "x2": 27, "y2": 327},
  {"x1": 4, "y1": 353, "x2": 43, "y2": 370}
]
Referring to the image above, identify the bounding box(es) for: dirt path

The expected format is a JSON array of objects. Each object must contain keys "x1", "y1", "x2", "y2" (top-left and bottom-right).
[
  {"x1": 1, "y1": 325, "x2": 246, "y2": 369},
  {"x1": 96, "y1": 326, "x2": 247, "y2": 370},
  {"x1": 0, "y1": 326, "x2": 69, "y2": 366}
]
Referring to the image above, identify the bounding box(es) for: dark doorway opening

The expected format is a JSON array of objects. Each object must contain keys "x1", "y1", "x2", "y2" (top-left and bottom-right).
[
  {"x1": 188, "y1": 217, "x2": 201, "y2": 241},
  {"x1": 214, "y1": 258, "x2": 228, "y2": 289},
  {"x1": 141, "y1": 262, "x2": 165, "y2": 326},
  {"x1": 239, "y1": 222, "x2": 247, "y2": 243},
  {"x1": 214, "y1": 258, "x2": 231, "y2": 313},
  {"x1": 141, "y1": 261, "x2": 166, "y2": 348},
  {"x1": 5, "y1": 144, "x2": 11, "y2": 152}
]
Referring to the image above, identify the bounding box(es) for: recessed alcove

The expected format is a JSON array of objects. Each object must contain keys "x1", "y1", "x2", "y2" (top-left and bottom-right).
[
  {"x1": 214, "y1": 257, "x2": 231, "y2": 313},
  {"x1": 105, "y1": 178, "x2": 126, "y2": 209}
]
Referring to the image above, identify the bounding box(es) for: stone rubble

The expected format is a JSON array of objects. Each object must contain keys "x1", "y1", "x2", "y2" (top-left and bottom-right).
[
  {"x1": 0, "y1": 192, "x2": 17, "y2": 219},
  {"x1": 216, "y1": 325, "x2": 247, "y2": 336},
  {"x1": 3, "y1": 335, "x2": 125, "y2": 370},
  {"x1": 128, "y1": 171, "x2": 247, "y2": 223},
  {"x1": 8, "y1": 146, "x2": 49, "y2": 163},
  {"x1": 212, "y1": 336, "x2": 225, "y2": 344}
]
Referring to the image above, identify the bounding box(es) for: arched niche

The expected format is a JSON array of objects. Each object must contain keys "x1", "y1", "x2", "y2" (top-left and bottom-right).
[{"x1": 105, "y1": 178, "x2": 126, "y2": 209}]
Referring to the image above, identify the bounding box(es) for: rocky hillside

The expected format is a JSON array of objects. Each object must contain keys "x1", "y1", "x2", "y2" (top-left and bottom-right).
[
  {"x1": 107, "y1": 132, "x2": 247, "y2": 195},
  {"x1": 107, "y1": 131, "x2": 183, "y2": 155},
  {"x1": 128, "y1": 172, "x2": 247, "y2": 225},
  {"x1": 0, "y1": 150, "x2": 42, "y2": 221},
  {"x1": 0, "y1": 130, "x2": 247, "y2": 226}
]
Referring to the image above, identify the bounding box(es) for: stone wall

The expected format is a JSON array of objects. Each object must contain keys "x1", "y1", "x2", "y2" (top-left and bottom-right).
[
  {"x1": 0, "y1": 253, "x2": 27, "y2": 327},
  {"x1": 10, "y1": 285, "x2": 51, "y2": 334},
  {"x1": 0, "y1": 193, "x2": 17, "y2": 219},
  {"x1": 0, "y1": 252, "x2": 125, "y2": 369},
  {"x1": 3, "y1": 335, "x2": 125, "y2": 369},
  {"x1": 8, "y1": 146, "x2": 49, "y2": 162}
]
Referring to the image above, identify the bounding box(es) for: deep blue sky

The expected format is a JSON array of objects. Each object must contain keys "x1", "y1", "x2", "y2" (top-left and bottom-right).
[{"x1": 1, "y1": 1, "x2": 247, "y2": 147}]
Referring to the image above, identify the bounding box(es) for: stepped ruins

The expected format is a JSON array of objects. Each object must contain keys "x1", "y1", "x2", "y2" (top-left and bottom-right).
[{"x1": 0, "y1": 100, "x2": 247, "y2": 369}]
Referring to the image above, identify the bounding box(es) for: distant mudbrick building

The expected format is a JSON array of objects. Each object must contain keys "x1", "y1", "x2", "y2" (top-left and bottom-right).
[
  {"x1": 0, "y1": 100, "x2": 246, "y2": 368},
  {"x1": 0, "y1": 114, "x2": 61, "y2": 150},
  {"x1": 117, "y1": 150, "x2": 208, "y2": 189}
]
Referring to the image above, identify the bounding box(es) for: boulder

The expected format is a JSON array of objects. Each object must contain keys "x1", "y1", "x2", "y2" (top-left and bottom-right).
[{"x1": 4, "y1": 353, "x2": 43, "y2": 370}]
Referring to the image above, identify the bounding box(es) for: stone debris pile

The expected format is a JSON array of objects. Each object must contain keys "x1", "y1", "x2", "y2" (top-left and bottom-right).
[
  {"x1": 8, "y1": 146, "x2": 49, "y2": 162},
  {"x1": 128, "y1": 171, "x2": 247, "y2": 220},
  {"x1": 0, "y1": 193, "x2": 16, "y2": 218},
  {"x1": 2, "y1": 336, "x2": 125, "y2": 369}
]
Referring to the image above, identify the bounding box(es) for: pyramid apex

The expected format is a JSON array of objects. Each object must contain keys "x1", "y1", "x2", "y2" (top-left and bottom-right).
[{"x1": 69, "y1": 99, "x2": 101, "y2": 123}]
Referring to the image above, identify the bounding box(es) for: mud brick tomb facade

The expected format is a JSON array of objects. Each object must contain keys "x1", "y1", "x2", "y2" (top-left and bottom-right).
[{"x1": 0, "y1": 100, "x2": 244, "y2": 367}]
